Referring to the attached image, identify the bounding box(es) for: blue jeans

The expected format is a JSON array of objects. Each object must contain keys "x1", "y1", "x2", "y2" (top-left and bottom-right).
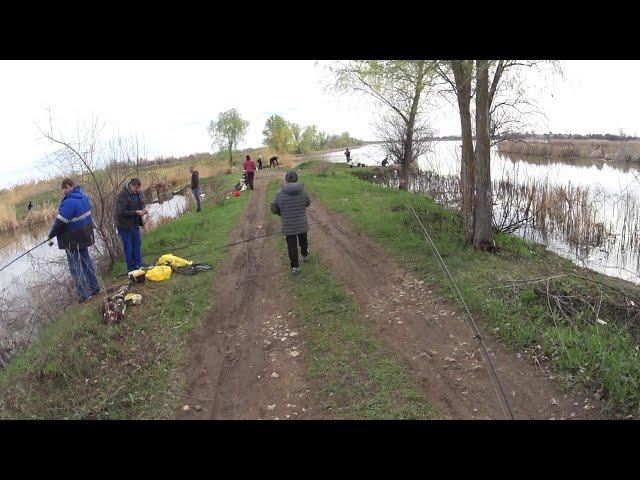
[
  {"x1": 118, "y1": 227, "x2": 142, "y2": 272},
  {"x1": 192, "y1": 188, "x2": 201, "y2": 211},
  {"x1": 65, "y1": 247, "x2": 100, "y2": 301}
]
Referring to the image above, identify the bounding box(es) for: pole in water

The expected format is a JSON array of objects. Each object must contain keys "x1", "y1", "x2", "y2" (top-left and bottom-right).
[{"x1": 0, "y1": 238, "x2": 50, "y2": 274}]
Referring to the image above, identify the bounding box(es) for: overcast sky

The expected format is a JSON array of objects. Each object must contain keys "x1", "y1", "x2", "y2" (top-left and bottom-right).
[{"x1": 0, "y1": 60, "x2": 639, "y2": 188}]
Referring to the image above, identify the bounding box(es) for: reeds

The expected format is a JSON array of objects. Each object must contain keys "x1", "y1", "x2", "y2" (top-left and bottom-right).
[{"x1": 498, "y1": 139, "x2": 640, "y2": 162}]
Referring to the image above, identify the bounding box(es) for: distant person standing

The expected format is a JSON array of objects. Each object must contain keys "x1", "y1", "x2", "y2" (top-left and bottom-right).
[
  {"x1": 345, "y1": 148, "x2": 351, "y2": 163},
  {"x1": 47, "y1": 178, "x2": 100, "y2": 303},
  {"x1": 269, "y1": 156, "x2": 279, "y2": 169},
  {"x1": 116, "y1": 178, "x2": 148, "y2": 272},
  {"x1": 243, "y1": 155, "x2": 257, "y2": 190},
  {"x1": 271, "y1": 171, "x2": 311, "y2": 274},
  {"x1": 257, "y1": 155, "x2": 263, "y2": 170},
  {"x1": 27, "y1": 200, "x2": 34, "y2": 212},
  {"x1": 190, "y1": 166, "x2": 201, "y2": 212}
]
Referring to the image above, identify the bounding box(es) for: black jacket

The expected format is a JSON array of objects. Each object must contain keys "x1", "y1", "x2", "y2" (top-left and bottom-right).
[
  {"x1": 191, "y1": 170, "x2": 199, "y2": 189},
  {"x1": 271, "y1": 182, "x2": 311, "y2": 236},
  {"x1": 115, "y1": 183, "x2": 146, "y2": 231}
]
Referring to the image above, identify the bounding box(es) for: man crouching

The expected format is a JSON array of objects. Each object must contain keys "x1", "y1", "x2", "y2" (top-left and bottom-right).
[{"x1": 271, "y1": 171, "x2": 311, "y2": 274}]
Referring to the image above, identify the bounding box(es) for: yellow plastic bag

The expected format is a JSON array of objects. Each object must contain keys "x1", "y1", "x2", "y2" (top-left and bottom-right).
[
  {"x1": 156, "y1": 254, "x2": 193, "y2": 269},
  {"x1": 124, "y1": 293, "x2": 143, "y2": 305},
  {"x1": 145, "y1": 265, "x2": 172, "y2": 281}
]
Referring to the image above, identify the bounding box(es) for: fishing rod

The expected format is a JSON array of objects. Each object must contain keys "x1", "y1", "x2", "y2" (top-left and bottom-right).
[
  {"x1": 141, "y1": 219, "x2": 325, "y2": 259},
  {"x1": 0, "y1": 238, "x2": 51, "y2": 274}
]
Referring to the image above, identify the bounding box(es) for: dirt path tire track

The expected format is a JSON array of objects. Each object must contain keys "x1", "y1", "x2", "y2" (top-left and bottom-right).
[
  {"x1": 305, "y1": 197, "x2": 607, "y2": 419},
  {"x1": 177, "y1": 174, "x2": 313, "y2": 420}
]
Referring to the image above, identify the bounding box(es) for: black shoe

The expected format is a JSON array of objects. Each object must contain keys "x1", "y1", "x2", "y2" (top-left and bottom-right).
[{"x1": 92, "y1": 288, "x2": 101, "y2": 296}]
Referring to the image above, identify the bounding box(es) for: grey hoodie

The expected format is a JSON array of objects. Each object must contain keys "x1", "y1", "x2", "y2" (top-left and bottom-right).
[{"x1": 271, "y1": 182, "x2": 311, "y2": 236}]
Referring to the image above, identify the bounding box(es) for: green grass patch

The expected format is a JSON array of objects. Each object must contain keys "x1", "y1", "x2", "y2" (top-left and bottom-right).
[
  {"x1": 296, "y1": 162, "x2": 640, "y2": 417},
  {"x1": 0, "y1": 174, "x2": 250, "y2": 419},
  {"x1": 267, "y1": 180, "x2": 435, "y2": 419}
]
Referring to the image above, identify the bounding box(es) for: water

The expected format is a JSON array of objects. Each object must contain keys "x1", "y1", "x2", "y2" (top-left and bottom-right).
[
  {"x1": 0, "y1": 194, "x2": 188, "y2": 301},
  {"x1": 324, "y1": 142, "x2": 640, "y2": 285},
  {"x1": 0, "y1": 192, "x2": 190, "y2": 365}
]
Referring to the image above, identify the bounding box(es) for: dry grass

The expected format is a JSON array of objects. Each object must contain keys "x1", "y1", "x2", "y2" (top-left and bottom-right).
[
  {"x1": 137, "y1": 162, "x2": 227, "y2": 189},
  {"x1": 23, "y1": 205, "x2": 58, "y2": 227},
  {"x1": 0, "y1": 178, "x2": 60, "y2": 206},
  {"x1": 0, "y1": 202, "x2": 58, "y2": 234},
  {"x1": 0, "y1": 203, "x2": 18, "y2": 232},
  {"x1": 499, "y1": 139, "x2": 640, "y2": 162}
]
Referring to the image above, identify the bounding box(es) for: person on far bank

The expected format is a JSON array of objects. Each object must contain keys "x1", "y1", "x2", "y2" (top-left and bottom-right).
[
  {"x1": 47, "y1": 178, "x2": 101, "y2": 303},
  {"x1": 116, "y1": 177, "x2": 148, "y2": 272},
  {"x1": 243, "y1": 155, "x2": 256, "y2": 190},
  {"x1": 344, "y1": 147, "x2": 351, "y2": 163},
  {"x1": 257, "y1": 155, "x2": 263, "y2": 170},
  {"x1": 271, "y1": 171, "x2": 311, "y2": 274},
  {"x1": 190, "y1": 166, "x2": 201, "y2": 212}
]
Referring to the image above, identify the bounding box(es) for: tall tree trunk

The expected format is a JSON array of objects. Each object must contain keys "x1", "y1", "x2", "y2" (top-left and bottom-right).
[
  {"x1": 400, "y1": 121, "x2": 413, "y2": 190},
  {"x1": 399, "y1": 61, "x2": 425, "y2": 191},
  {"x1": 228, "y1": 142, "x2": 233, "y2": 166},
  {"x1": 451, "y1": 60, "x2": 475, "y2": 242},
  {"x1": 472, "y1": 60, "x2": 494, "y2": 250}
]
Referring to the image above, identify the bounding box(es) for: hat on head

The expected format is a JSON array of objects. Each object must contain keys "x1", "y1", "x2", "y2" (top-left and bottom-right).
[{"x1": 285, "y1": 171, "x2": 298, "y2": 183}]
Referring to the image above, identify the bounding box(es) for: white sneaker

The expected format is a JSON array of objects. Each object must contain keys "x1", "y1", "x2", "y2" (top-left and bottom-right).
[
  {"x1": 302, "y1": 254, "x2": 310, "y2": 263},
  {"x1": 291, "y1": 267, "x2": 300, "y2": 274}
]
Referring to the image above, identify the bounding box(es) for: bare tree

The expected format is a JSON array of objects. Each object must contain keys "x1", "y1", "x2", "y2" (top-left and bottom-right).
[
  {"x1": 329, "y1": 60, "x2": 438, "y2": 189},
  {"x1": 437, "y1": 60, "x2": 561, "y2": 248},
  {"x1": 374, "y1": 111, "x2": 434, "y2": 167},
  {"x1": 39, "y1": 112, "x2": 143, "y2": 266}
]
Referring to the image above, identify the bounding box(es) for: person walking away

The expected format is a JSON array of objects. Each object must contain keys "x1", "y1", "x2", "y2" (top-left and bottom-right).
[
  {"x1": 27, "y1": 200, "x2": 34, "y2": 212},
  {"x1": 116, "y1": 178, "x2": 148, "y2": 272},
  {"x1": 47, "y1": 178, "x2": 100, "y2": 303},
  {"x1": 190, "y1": 166, "x2": 201, "y2": 212},
  {"x1": 257, "y1": 156, "x2": 263, "y2": 170},
  {"x1": 271, "y1": 171, "x2": 311, "y2": 274},
  {"x1": 344, "y1": 147, "x2": 351, "y2": 164},
  {"x1": 243, "y1": 155, "x2": 257, "y2": 190}
]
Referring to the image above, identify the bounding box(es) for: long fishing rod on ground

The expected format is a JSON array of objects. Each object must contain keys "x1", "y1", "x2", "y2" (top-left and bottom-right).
[
  {"x1": 0, "y1": 238, "x2": 51, "y2": 274},
  {"x1": 115, "y1": 220, "x2": 326, "y2": 278},
  {"x1": 404, "y1": 200, "x2": 516, "y2": 421},
  {"x1": 141, "y1": 219, "x2": 325, "y2": 259}
]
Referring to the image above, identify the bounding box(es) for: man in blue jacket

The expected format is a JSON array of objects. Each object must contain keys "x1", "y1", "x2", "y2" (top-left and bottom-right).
[{"x1": 48, "y1": 178, "x2": 101, "y2": 303}]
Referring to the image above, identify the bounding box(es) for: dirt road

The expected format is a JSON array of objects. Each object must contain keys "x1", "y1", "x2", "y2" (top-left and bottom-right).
[
  {"x1": 178, "y1": 176, "x2": 606, "y2": 419},
  {"x1": 178, "y1": 174, "x2": 314, "y2": 419}
]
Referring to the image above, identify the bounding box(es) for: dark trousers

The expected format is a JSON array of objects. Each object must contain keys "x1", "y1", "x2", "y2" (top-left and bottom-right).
[
  {"x1": 118, "y1": 227, "x2": 142, "y2": 271},
  {"x1": 192, "y1": 187, "x2": 201, "y2": 211},
  {"x1": 66, "y1": 247, "x2": 100, "y2": 301},
  {"x1": 246, "y1": 171, "x2": 255, "y2": 190},
  {"x1": 286, "y1": 233, "x2": 308, "y2": 268}
]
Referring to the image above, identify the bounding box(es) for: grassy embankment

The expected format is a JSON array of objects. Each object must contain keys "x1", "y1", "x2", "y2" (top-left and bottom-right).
[
  {"x1": 266, "y1": 179, "x2": 436, "y2": 419},
  {"x1": 0, "y1": 173, "x2": 249, "y2": 419},
  {"x1": 295, "y1": 161, "x2": 640, "y2": 417},
  {"x1": 499, "y1": 139, "x2": 640, "y2": 162}
]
